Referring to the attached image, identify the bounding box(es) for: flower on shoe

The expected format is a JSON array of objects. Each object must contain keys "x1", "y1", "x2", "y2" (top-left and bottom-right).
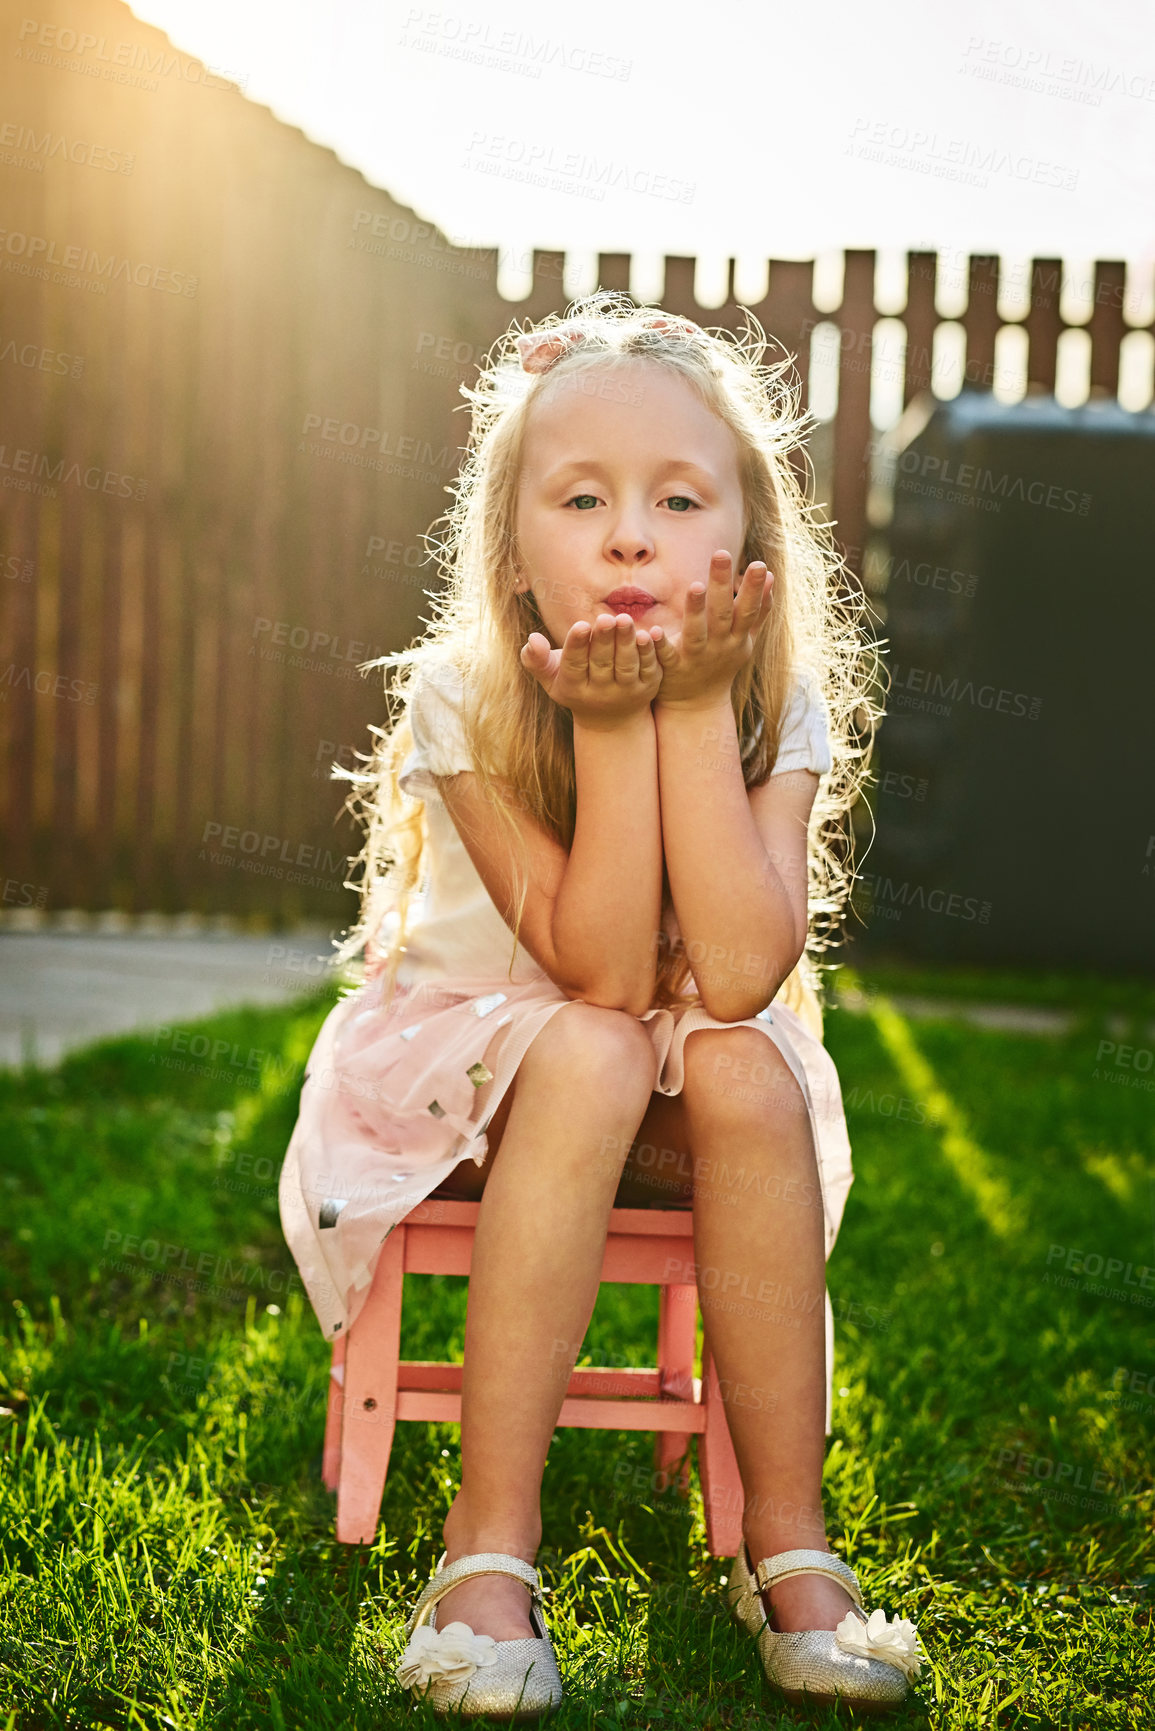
[
  {"x1": 396, "y1": 1620, "x2": 500, "y2": 1688},
  {"x1": 833, "y1": 1607, "x2": 924, "y2": 1678}
]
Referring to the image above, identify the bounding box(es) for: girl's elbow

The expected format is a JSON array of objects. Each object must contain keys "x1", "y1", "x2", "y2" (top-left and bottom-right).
[
  {"x1": 700, "y1": 953, "x2": 800, "y2": 1023},
  {"x1": 603, "y1": 980, "x2": 657, "y2": 1019},
  {"x1": 700, "y1": 991, "x2": 771, "y2": 1024},
  {"x1": 554, "y1": 970, "x2": 652, "y2": 1017},
  {"x1": 595, "y1": 976, "x2": 658, "y2": 1019}
]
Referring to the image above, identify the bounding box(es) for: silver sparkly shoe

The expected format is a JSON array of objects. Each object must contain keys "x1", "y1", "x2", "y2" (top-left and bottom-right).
[
  {"x1": 396, "y1": 1550, "x2": 563, "y2": 1720},
  {"x1": 726, "y1": 1543, "x2": 923, "y2": 1713}
]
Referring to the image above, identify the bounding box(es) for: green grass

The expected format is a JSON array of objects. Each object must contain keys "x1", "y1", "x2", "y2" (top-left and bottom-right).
[{"x1": 0, "y1": 962, "x2": 1152, "y2": 1728}]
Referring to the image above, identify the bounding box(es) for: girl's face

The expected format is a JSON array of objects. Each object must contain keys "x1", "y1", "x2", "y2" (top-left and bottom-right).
[{"x1": 513, "y1": 357, "x2": 747, "y2": 641}]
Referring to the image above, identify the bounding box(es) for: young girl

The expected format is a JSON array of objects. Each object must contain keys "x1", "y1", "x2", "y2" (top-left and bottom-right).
[{"x1": 279, "y1": 295, "x2": 925, "y2": 1717}]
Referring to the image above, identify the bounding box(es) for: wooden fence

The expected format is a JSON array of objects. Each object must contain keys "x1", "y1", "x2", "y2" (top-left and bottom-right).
[{"x1": 0, "y1": 0, "x2": 1149, "y2": 926}]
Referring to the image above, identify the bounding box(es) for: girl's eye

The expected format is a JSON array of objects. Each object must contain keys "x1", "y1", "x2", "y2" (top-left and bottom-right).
[
  {"x1": 566, "y1": 494, "x2": 600, "y2": 510},
  {"x1": 664, "y1": 496, "x2": 699, "y2": 513}
]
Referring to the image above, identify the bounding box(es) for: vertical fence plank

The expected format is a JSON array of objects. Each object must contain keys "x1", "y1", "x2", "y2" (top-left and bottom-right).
[
  {"x1": 522, "y1": 249, "x2": 567, "y2": 325},
  {"x1": 661, "y1": 256, "x2": 698, "y2": 314},
  {"x1": 964, "y1": 256, "x2": 1000, "y2": 392},
  {"x1": 757, "y1": 260, "x2": 816, "y2": 409},
  {"x1": 95, "y1": 508, "x2": 123, "y2": 899},
  {"x1": 750, "y1": 260, "x2": 818, "y2": 504},
  {"x1": 0, "y1": 93, "x2": 52, "y2": 898},
  {"x1": 133, "y1": 296, "x2": 165, "y2": 910},
  {"x1": 832, "y1": 250, "x2": 875, "y2": 587},
  {"x1": 1, "y1": 495, "x2": 40, "y2": 891},
  {"x1": 597, "y1": 254, "x2": 632, "y2": 294},
  {"x1": 50, "y1": 368, "x2": 85, "y2": 897},
  {"x1": 904, "y1": 252, "x2": 937, "y2": 404},
  {"x1": 1089, "y1": 261, "x2": 1127, "y2": 397},
  {"x1": 1026, "y1": 258, "x2": 1064, "y2": 392}
]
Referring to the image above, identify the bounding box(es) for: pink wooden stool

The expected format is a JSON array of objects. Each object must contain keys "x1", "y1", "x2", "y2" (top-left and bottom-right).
[{"x1": 321, "y1": 1196, "x2": 746, "y2": 1557}]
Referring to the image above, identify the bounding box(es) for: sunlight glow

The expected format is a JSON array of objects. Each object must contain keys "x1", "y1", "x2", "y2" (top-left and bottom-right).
[
  {"x1": 124, "y1": 1, "x2": 1155, "y2": 289},
  {"x1": 867, "y1": 997, "x2": 1023, "y2": 1241}
]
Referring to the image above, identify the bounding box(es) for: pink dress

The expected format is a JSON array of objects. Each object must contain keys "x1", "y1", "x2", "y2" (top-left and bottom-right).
[{"x1": 278, "y1": 657, "x2": 856, "y2": 1427}]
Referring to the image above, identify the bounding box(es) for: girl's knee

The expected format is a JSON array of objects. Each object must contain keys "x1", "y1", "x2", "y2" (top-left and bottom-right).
[
  {"x1": 683, "y1": 1026, "x2": 805, "y2": 1119},
  {"x1": 530, "y1": 1000, "x2": 655, "y2": 1090}
]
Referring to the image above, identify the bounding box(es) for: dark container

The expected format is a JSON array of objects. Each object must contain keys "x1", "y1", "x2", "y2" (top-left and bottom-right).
[{"x1": 857, "y1": 389, "x2": 1155, "y2": 974}]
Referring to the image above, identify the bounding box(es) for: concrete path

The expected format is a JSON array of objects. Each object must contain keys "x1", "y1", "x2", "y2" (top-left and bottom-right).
[
  {"x1": 0, "y1": 929, "x2": 355, "y2": 1069},
  {"x1": 1, "y1": 925, "x2": 1132, "y2": 1072},
  {"x1": 832, "y1": 984, "x2": 1079, "y2": 1036}
]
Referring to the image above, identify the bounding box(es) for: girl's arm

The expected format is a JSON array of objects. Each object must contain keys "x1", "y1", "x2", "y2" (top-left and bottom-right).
[
  {"x1": 654, "y1": 697, "x2": 815, "y2": 1021},
  {"x1": 650, "y1": 551, "x2": 809, "y2": 1022},
  {"x1": 522, "y1": 616, "x2": 658, "y2": 1010},
  {"x1": 438, "y1": 711, "x2": 661, "y2": 1015},
  {"x1": 440, "y1": 615, "x2": 663, "y2": 1015},
  {"x1": 525, "y1": 616, "x2": 663, "y2": 1015},
  {"x1": 550, "y1": 708, "x2": 661, "y2": 1016}
]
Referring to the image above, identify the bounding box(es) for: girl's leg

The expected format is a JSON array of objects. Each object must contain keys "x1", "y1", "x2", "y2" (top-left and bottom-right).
[
  {"x1": 680, "y1": 1025, "x2": 856, "y2": 1634},
  {"x1": 432, "y1": 1003, "x2": 656, "y2": 1640}
]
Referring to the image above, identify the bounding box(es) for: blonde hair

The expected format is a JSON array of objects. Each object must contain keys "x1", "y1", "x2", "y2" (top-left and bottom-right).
[{"x1": 329, "y1": 293, "x2": 882, "y2": 1025}]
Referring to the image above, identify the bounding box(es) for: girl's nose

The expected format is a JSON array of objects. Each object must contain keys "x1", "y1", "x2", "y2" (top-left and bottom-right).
[{"x1": 605, "y1": 515, "x2": 654, "y2": 565}]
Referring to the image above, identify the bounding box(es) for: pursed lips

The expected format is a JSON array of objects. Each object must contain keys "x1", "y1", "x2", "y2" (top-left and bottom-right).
[{"x1": 601, "y1": 586, "x2": 657, "y2": 611}]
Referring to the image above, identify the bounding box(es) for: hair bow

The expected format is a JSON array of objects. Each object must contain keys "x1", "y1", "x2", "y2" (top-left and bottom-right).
[
  {"x1": 514, "y1": 311, "x2": 702, "y2": 375},
  {"x1": 515, "y1": 321, "x2": 587, "y2": 374},
  {"x1": 637, "y1": 312, "x2": 701, "y2": 339}
]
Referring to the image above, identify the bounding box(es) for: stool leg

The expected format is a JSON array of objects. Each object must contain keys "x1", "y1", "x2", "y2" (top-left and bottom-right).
[
  {"x1": 322, "y1": 1333, "x2": 347, "y2": 1491},
  {"x1": 698, "y1": 1337, "x2": 745, "y2": 1558},
  {"x1": 337, "y1": 1226, "x2": 405, "y2": 1545},
  {"x1": 654, "y1": 1282, "x2": 696, "y2": 1495}
]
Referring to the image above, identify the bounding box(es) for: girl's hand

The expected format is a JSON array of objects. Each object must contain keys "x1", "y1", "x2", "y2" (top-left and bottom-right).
[
  {"x1": 521, "y1": 612, "x2": 662, "y2": 730},
  {"x1": 651, "y1": 551, "x2": 775, "y2": 711}
]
